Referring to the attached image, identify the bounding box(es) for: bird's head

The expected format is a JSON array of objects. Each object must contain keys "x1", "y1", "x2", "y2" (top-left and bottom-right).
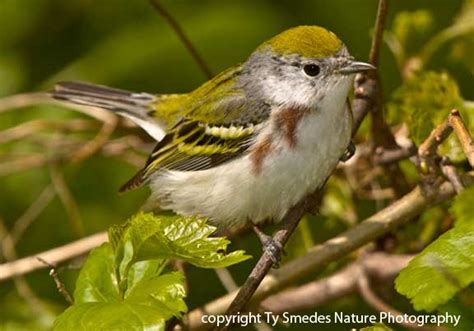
[{"x1": 242, "y1": 26, "x2": 374, "y2": 108}]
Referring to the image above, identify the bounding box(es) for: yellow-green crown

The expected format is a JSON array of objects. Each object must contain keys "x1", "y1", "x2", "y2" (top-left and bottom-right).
[{"x1": 260, "y1": 25, "x2": 343, "y2": 59}]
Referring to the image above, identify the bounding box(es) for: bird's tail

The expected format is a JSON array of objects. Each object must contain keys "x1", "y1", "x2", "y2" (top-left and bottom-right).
[{"x1": 51, "y1": 81, "x2": 166, "y2": 141}]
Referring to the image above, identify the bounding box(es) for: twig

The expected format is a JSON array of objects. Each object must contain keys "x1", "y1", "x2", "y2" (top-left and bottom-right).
[
  {"x1": 0, "y1": 93, "x2": 49, "y2": 113},
  {"x1": 0, "y1": 218, "x2": 49, "y2": 315},
  {"x1": 50, "y1": 164, "x2": 85, "y2": 238},
  {"x1": 352, "y1": 0, "x2": 388, "y2": 133},
  {"x1": 440, "y1": 157, "x2": 464, "y2": 194},
  {"x1": 0, "y1": 231, "x2": 107, "y2": 281},
  {"x1": 148, "y1": 0, "x2": 213, "y2": 79},
  {"x1": 70, "y1": 115, "x2": 118, "y2": 163},
  {"x1": 10, "y1": 184, "x2": 56, "y2": 245},
  {"x1": 261, "y1": 253, "x2": 412, "y2": 314},
  {"x1": 449, "y1": 109, "x2": 474, "y2": 168},
  {"x1": 36, "y1": 257, "x2": 73, "y2": 304},
  {"x1": 0, "y1": 119, "x2": 97, "y2": 144},
  {"x1": 187, "y1": 172, "x2": 473, "y2": 331},
  {"x1": 368, "y1": 0, "x2": 389, "y2": 67},
  {"x1": 373, "y1": 145, "x2": 417, "y2": 165},
  {"x1": 356, "y1": 267, "x2": 440, "y2": 330}
]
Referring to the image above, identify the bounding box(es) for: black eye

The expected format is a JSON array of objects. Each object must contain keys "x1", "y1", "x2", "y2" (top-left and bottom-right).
[{"x1": 303, "y1": 64, "x2": 320, "y2": 77}]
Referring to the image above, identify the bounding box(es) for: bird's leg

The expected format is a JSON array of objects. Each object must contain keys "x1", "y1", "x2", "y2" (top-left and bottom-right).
[
  {"x1": 252, "y1": 225, "x2": 284, "y2": 268},
  {"x1": 340, "y1": 141, "x2": 356, "y2": 162}
]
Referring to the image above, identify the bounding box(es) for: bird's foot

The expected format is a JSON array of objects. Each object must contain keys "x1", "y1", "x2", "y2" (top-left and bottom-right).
[
  {"x1": 340, "y1": 141, "x2": 356, "y2": 162},
  {"x1": 252, "y1": 226, "x2": 285, "y2": 268}
]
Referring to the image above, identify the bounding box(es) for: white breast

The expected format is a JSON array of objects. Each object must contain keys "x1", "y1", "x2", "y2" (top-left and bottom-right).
[{"x1": 147, "y1": 88, "x2": 352, "y2": 229}]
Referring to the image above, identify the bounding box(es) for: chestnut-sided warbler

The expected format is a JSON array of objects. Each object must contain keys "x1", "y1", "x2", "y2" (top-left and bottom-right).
[{"x1": 52, "y1": 26, "x2": 374, "y2": 230}]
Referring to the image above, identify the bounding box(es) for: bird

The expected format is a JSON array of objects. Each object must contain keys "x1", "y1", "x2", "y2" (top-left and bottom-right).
[{"x1": 51, "y1": 26, "x2": 374, "y2": 257}]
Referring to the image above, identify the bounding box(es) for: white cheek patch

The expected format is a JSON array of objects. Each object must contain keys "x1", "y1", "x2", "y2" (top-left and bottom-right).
[{"x1": 263, "y1": 75, "x2": 315, "y2": 107}]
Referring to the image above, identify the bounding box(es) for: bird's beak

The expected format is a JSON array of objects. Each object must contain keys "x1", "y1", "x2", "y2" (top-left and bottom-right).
[{"x1": 339, "y1": 61, "x2": 376, "y2": 75}]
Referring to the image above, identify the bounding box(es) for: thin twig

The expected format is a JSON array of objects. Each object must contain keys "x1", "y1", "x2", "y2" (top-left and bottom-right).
[
  {"x1": 0, "y1": 231, "x2": 107, "y2": 281},
  {"x1": 373, "y1": 144, "x2": 417, "y2": 165},
  {"x1": 148, "y1": 0, "x2": 213, "y2": 79},
  {"x1": 351, "y1": 0, "x2": 388, "y2": 133},
  {"x1": 0, "y1": 218, "x2": 50, "y2": 315},
  {"x1": 356, "y1": 267, "x2": 440, "y2": 330},
  {"x1": 36, "y1": 257, "x2": 73, "y2": 304},
  {"x1": 10, "y1": 184, "x2": 56, "y2": 245},
  {"x1": 70, "y1": 115, "x2": 118, "y2": 163},
  {"x1": 440, "y1": 157, "x2": 464, "y2": 194},
  {"x1": 0, "y1": 119, "x2": 97, "y2": 144},
  {"x1": 369, "y1": 0, "x2": 389, "y2": 67},
  {"x1": 50, "y1": 164, "x2": 85, "y2": 238},
  {"x1": 449, "y1": 109, "x2": 474, "y2": 168}
]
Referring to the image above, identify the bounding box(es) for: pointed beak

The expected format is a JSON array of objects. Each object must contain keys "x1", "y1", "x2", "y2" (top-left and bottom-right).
[{"x1": 339, "y1": 61, "x2": 376, "y2": 75}]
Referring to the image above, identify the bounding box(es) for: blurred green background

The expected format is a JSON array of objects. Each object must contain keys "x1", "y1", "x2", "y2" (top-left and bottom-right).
[{"x1": 0, "y1": 0, "x2": 472, "y2": 330}]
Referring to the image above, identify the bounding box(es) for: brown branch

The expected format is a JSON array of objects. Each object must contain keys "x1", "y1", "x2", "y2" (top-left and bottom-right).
[
  {"x1": 10, "y1": 184, "x2": 56, "y2": 245},
  {"x1": 50, "y1": 164, "x2": 85, "y2": 238},
  {"x1": 0, "y1": 231, "x2": 107, "y2": 281},
  {"x1": 148, "y1": 0, "x2": 213, "y2": 79},
  {"x1": 0, "y1": 218, "x2": 50, "y2": 315},
  {"x1": 440, "y1": 157, "x2": 464, "y2": 194},
  {"x1": 356, "y1": 267, "x2": 442, "y2": 331},
  {"x1": 449, "y1": 109, "x2": 474, "y2": 168},
  {"x1": 37, "y1": 257, "x2": 73, "y2": 304},
  {"x1": 373, "y1": 144, "x2": 417, "y2": 165},
  {"x1": 352, "y1": 0, "x2": 388, "y2": 133},
  {"x1": 187, "y1": 172, "x2": 473, "y2": 331},
  {"x1": 262, "y1": 253, "x2": 412, "y2": 314},
  {"x1": 0, "y1": 119, "x2": 97, "y2": 144},
  {"x1": 70, "y1": 115, "x2": 118, "y2": 163}
]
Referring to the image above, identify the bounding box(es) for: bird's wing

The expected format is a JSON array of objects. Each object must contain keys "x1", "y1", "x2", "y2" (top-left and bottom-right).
[{"x1": 120, "y1": 66, "x2": 271, "y2": 192}]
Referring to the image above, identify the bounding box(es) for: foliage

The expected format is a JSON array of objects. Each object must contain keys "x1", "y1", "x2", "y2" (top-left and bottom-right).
[
  {"x1": 395, "y1": 187, "x2": 474, "y2": 312},
  {"x1": 389, "y1": 72, "x2": 464, "y2": 144},
  {"x1": 53, "y1": 213, "x2": 250, "y2": 330}
]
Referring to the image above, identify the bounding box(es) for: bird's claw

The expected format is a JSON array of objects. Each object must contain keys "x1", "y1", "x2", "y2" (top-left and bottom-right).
[
  {"x1": 253, "y1": 225, "x2": 285, "y2": 268},
  {"x1": 340, "y1": 141, "x2": 356, "y2": 162},
  {"x1": 263, "y1": 237, "x2": 285, "y2": 268}
]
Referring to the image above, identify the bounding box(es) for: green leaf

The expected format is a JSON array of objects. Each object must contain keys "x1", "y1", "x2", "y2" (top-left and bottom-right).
[
  {"x1": 395, "y1": 224, "x2": 474, "y2": 311},
  {"x1": 126, "y1": 259, "x2": 167, "y2": 295},
  {"x1": 73, "y1": 243, "x2": 120, "y2": 304},
  {"x1": 112, "y1": 212, "x2": 251, "y2": 275},
  {"x1": 53, "y1": 303, "x2": 167, "y2": 331},
  {"x1": 54, "y1": 272, "x2": 186, "y2": 331},
  {"x1": 125, "y1": 272, "x2": 187, "y2": 316},
  {"x1": 450, "y1": 185, "x2": 474, "y2": 227}
]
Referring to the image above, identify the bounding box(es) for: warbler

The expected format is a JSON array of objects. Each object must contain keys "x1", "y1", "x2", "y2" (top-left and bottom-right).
[{"x1": 52, "y1": 26, "x2": 374, "y2": 232}]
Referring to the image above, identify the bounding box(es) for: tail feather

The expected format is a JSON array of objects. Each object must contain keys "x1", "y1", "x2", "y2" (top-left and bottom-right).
[{"x1": 51, "y1": 81, "x2": 166, "y2": 141}]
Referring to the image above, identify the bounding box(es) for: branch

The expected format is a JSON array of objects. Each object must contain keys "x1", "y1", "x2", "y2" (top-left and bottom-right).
[
  {"x1": 261, "y1": 253, "x2": 412, "y2": 314},
  {"x1": 0, "y1": 231, "x2": 107, "y2": 281},
  {"x1": 187, "y1": 172, "x2": 473, "y2": 331},
  {"x1": 352, "y1": 0, "x2": 388, "y2": 133},
  {"x1": 148, "y1": 0, "x2": 213, "y2": 79},
  {"x1": 449, "y1": 109, "x2": 474, "y2": 168}
]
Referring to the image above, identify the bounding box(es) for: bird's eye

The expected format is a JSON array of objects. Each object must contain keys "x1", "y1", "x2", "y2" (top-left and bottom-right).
[{"x1": 303, "y1": 64, "x2": 320, "y2": 77}]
